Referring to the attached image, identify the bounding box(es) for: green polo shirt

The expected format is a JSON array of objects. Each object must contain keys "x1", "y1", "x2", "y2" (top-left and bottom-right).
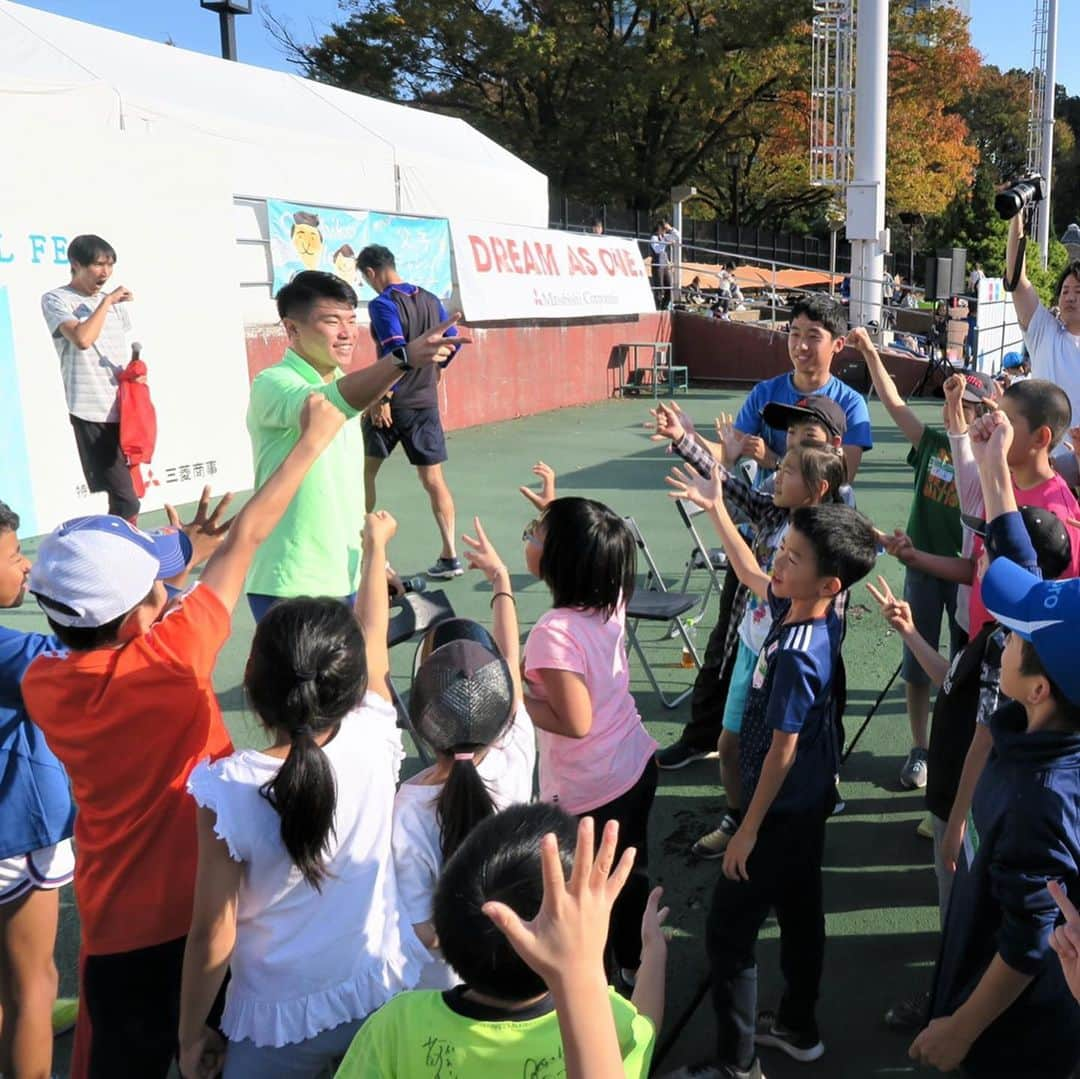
[{"x1": 245, "y1": 349, "x2": 364, "y2": 598}]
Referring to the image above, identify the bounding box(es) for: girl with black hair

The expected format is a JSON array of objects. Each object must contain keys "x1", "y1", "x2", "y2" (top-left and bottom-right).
[
  {"x1": 391, "y1": 518, "x2": 536, "y2": 989},
  {"x1": 178, "y1": 513, "x2": 427, "y2": 1079},
  {"x1": 518, "y1": 464, "x2": 659, "y2": 987}
]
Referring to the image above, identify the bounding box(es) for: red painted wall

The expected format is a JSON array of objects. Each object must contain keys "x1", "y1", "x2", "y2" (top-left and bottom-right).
[
  {"x1": 245, "y1": 311, "x2": 670, "y2": 431},
  {"x1": 671, "y1": 310, "x2": 937, "y2": 398}
]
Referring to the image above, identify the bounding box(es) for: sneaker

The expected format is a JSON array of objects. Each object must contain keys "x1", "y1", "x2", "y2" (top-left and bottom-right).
[
  {"x1": 656, "y1": 741, "x2": 716, "y2": 770},
  {"x1": 662, "y1": 1062, "x2": 764, "y2": 1079},
  {"x1": 884, "y1": 991, "x2": 931, "y2": 1031},
  {"x1": 691, "y1": 812, "x2": 740, "y2": 859},
  {"x1": 916, "y1": 812, "x2": 935, "y2": 839},
  {"x1": 754, "y1": 1011, "x2": 825, "y2": 1063},
  {"x1": 52, "y1": 997, "x2": 78, "y2": 1037},
  {"x1": 427, "y1": 556, "x2": 464, "y2": 579},
  {"x1": 899, "y1": 747, "x2": 928, "y2": 790}
]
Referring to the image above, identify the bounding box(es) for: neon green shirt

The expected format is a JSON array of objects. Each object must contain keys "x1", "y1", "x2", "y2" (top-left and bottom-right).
[
  {"x1": 245, "y1": 349, "x2": 364, "y2": 598},
  {"x1": 335, "y1": 986, "x2": 655, "y2": 1078}
]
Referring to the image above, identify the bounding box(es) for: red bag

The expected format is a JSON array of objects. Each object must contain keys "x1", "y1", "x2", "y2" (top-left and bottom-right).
[{"x1": 116, "y1": 352, "x2": 158, "y2": 498}]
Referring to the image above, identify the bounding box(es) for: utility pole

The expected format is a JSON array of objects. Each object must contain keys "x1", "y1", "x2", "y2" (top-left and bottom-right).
[
  {"x1": 199, "y1": 0, "x2": 252, "y2": 62},
  {"x1": 847, "y1": 0, "x2": 888, "y2": 331}
]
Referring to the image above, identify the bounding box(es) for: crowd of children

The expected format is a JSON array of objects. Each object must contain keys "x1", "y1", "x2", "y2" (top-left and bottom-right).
[{"x1": 0, "y1": 290, "x2": 1079, "y2": 1079}]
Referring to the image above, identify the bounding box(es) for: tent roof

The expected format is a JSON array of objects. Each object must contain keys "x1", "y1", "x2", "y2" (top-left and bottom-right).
[{"x1": 0, "y1": 1, "x2": 546, "y2": 222}]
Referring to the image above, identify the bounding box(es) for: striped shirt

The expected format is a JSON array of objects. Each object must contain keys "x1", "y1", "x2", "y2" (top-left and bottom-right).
[{"x1": 41, "y1": 286, "x2": 130, "y2": 422}]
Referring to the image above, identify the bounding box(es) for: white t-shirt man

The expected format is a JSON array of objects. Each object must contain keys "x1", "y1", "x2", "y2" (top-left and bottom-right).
[
  {"x1": 1022, "y1": 304, "x2": 1080, "y2": 459},
  {"x1": 41, "y1": 285, "x2": 130, "y2": 422}
]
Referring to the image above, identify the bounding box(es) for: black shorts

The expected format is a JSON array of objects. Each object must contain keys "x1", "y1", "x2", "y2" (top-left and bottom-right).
[
  {"x1": 69, "y1": 415, "x2": 140, "y2": 519},
  {"x1": 84, "y1": 936, "x2": 227, "y2": 1079},
  {"x1": 363, "y1": 405, "x2": 447, "y2": 466}
]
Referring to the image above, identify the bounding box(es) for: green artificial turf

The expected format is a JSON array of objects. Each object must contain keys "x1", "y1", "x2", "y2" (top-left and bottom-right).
[{"x1": 11, "y1": 389, "x2": 946, "y2": 1076}]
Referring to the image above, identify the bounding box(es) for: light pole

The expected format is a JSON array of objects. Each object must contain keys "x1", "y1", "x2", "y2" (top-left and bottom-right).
[
  {"x1": 825, "y1": 198, "x2": 845, "y2": 297},
  {"x1": 200, "y1": 0, "x2": 252, "y2": 62},
  {"x1": 670, "y1": 184, "x2": 697, "y2": 306}
]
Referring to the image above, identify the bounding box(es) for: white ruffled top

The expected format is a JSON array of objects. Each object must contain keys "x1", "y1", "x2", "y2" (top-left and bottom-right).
[{"x1": 187, "y1": 691, "x2": 427, "y2": 1048}]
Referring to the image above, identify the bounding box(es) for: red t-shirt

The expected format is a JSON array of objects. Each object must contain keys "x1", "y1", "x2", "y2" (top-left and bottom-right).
[{"x1": 22, "y1": 584, "x2": 233, "y2": 955}]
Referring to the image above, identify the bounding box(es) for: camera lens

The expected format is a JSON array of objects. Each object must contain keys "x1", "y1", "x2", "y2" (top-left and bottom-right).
[{"x1": 995, "y1": 190, "x2": 1025, "y2": 220}]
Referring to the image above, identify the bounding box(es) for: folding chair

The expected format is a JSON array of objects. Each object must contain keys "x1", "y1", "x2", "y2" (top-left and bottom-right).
[
  {"x1": 673, "y1": 498, "x2": 728, "y2": 621},
  {"x1": 622, "y1": 516, "x2": 702, "y2": 709},
  {"x1": 386, "y1": 589, "x2": 456, "y2": 764}
]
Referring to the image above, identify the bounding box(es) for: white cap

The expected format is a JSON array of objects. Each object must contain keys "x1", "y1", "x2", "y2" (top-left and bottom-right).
[{"x1": 29, "y1": 516, "x2": 191, "y2": 628}]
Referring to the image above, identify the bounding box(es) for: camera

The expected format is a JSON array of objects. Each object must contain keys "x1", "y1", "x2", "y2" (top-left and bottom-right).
[{"x1": 995, "y1": 174, "x2": 1045, "y2": 220}]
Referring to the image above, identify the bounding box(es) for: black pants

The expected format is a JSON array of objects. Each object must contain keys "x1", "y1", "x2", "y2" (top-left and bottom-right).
[
  {"x1": 69, "y1": 415, "x2": 140, "y2": 519},
  {"x1": 580, "y1": 757, "x2": 658, "y2": 972},
  {"x1": 681, "y1": 566, "x2": 740, "y2": 751},
  {"x1": 84, "y1": 936, "x2": 226, "y2": 1079},
  {"x1": 705, "y1": 801, "x2": 830, "y2": 1070}
]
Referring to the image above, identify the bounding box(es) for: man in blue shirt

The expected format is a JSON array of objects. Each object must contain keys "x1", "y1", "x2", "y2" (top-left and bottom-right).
[
  {"x1": 0, "y1": 500, "x2": 75, "y2": 1078},
  {"x1": 357, "y1": 245, "x2": 464, "y2": 579},
  {"x1": 734, "y1": 295, "x2": 872, "y2": 483}
]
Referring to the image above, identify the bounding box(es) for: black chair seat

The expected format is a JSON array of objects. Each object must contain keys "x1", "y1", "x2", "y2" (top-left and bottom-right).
[
  {"x1": 387, "y1": 590, "x2": 454, "y2": 648},
  {"x1": 690, "y1": 547, "x2": 727, "y2": 571},
  {"x1": 626, "y1": 590, "x2": 698, "y2": 621}
]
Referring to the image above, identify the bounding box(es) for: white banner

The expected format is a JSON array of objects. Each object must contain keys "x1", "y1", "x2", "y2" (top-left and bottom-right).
[
  {"x1": 451, "y1": 221, "x2": 654, "y2": 321},
  {"x1": 0, "y1": 120, "x2": 253, "y2": 536},
  {"x1": 975, "y1": 276, "x2": 1023, "y2": 375}
]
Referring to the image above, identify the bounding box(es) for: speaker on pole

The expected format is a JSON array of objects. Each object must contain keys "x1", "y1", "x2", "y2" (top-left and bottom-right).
[{"x1": 949, "y1": 247, "x2": 968, "y2": 297}]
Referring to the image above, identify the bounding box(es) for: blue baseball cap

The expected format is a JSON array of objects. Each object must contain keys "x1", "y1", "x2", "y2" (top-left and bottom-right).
[
  {"x1": 30, "y1": 516, "x2": 192, "y2": 628},
  {"x1": 982, "y1": 557, "x2": 1080, "y2": 704},
  {"x1": 1003, "y1": 351, "x2": 1025, "y2": 369}
]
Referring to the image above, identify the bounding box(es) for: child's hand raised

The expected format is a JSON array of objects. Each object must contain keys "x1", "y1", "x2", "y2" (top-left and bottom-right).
[
  {"x1": 165, "y1": 486, "x2": 234, "y2": 570},
  {"x1": 299, "y1": 392, "x2": 347, "y2": 447},
  {"x1": 942, "y1": 373, "x2": 966, "y2": 408},
  {"x1": 1049, "y1": 880, "x2": 1080, "y2": 1004},
  {"x1": 648, "y1": 401, "x2": 689, "y2": 443},
  {"x1": 640, "y1": 885, "x2": 669, "y2": 956},
  {"x1": 714, "y1": 412, "x2": 746, "y2": 464},
  {"x1": 462, "y1": 516, "x2": 508, "y2": 585},
  {"x1": 482, "y1": 816, "x2": 635, "y2": 988},
  {"x1": 363, "y1": 510, "x2": 398, "y2": 548},
  {"x1": 519, "y1": 461, "x2": 557, "y2": 510},
  {"x1": 846, "y1": 326, "x2": 874, "y2": 354},
  {"x1": 875, "y1": 527, "x2": 917, "y2": 566},
  {"x1": 866, "y1": 575, "x2": 916, "y2": 636},
  {"x1": 666, "y1": 464, "x2": 721, "y2": 510},
  {"x1": 968, "y1": 409, "x2": 1012, "y2": 467}
]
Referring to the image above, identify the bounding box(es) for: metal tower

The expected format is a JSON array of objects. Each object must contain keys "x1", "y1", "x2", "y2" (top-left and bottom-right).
[
  {"x1": 1027, "y1": 0, "x2": 1057, "y2": 267},
  {"x1": 810, "y1": 0, "x2": 856, "y2": 189}
]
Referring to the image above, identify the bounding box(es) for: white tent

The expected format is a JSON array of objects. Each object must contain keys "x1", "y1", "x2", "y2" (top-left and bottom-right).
[{"x1": 0, "y1": 0, "x2": 547, "y2": 225}]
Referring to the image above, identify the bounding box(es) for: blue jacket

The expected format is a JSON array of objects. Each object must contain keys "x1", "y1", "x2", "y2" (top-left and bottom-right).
[
  {"x1": 0, "y1": 627, "x2": 74, "y2": 859},
  {"x1": 931, "y1": 700, "x2": 1080, "y2": 1077}
]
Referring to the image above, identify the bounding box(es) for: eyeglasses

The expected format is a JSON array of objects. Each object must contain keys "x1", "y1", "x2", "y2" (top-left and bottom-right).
[{"x1": 522, "y1": 518, "x2": 543, "y2": 547}]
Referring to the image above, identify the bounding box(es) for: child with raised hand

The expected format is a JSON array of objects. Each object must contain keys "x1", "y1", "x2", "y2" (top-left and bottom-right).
[
  {"x1": 665, "y1": 465, "x2": 877, "y2": 1077},
  {"x1": 654, "y1": 402, "x2": 847, "y2": 857},
  {"x1": 910, "y1": 409, "x2": 1080, "y2": 1078},
  {"x1": 849, "y1": 330, "x2": 980, "y2": 792},
  {"x1": 336, "y1": 805, "x2": 665, "y2": 1077},
  {"x1": 21, "y1": 393, "x2": 343, "y2": 1078},
  {"x1": 391, "y1": 517, "x2": 536, "y2": 989},
  {"x1": 518, "y1": 468, "x2": 658, "y2": 987},
  {"x1": 179, "y1": 510, "x2": 429, "y2": 1078}
]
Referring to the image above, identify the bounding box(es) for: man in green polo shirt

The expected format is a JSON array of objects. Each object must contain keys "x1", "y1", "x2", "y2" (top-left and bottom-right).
[{"x1": 245, "y1": 271, "x2": 467, "y2": 620}]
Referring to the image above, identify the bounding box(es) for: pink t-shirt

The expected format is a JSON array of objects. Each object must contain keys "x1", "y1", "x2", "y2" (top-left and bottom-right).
[
  {"x1": 968, "y1": 471, "x2": 1080, "y2": 633},
  {"x1": 523, "y1": 604, "x2": 657, "y2": 815}
]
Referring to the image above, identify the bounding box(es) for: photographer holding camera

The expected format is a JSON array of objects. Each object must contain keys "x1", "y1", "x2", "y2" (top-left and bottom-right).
[{"x1": 1004, "y1": 179, "x2": 1080, "y2": 454}]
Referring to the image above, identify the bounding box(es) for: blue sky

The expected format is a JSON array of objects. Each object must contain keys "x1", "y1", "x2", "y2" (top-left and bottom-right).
[{"x1": 10, "y1": 0, "x2": 1080, "y2": 96}]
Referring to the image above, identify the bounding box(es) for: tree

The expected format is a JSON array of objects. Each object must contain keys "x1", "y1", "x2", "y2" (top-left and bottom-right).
[
  {"x1": 884, "y1": 4, "x2": 980, "y2": 218},
  {"x1": 272, "y1": 0, "x2": 814, "y2": 211}
]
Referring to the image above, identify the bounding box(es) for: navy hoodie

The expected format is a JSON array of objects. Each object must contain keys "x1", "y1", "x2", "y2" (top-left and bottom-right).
[{"x1": 931, "y1": 700, "x2": 1080, "y2": 1077}]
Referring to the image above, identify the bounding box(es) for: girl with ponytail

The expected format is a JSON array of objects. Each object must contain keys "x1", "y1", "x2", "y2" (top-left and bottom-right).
[
  {"x1": 179, "y1": 512, "x2": 428, "y2": 1079},
  {"x1": 392, "y1": 517, "x2": 536, "y2": 989}
]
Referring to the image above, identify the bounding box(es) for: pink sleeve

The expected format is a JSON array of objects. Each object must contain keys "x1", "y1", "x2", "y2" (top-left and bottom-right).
[
  {"x1": 524, "y1": 613, "x2": 587, "y2": 679},
  {"x1": 947, "y1": 432, "x2": 984, "y2": 519}
]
